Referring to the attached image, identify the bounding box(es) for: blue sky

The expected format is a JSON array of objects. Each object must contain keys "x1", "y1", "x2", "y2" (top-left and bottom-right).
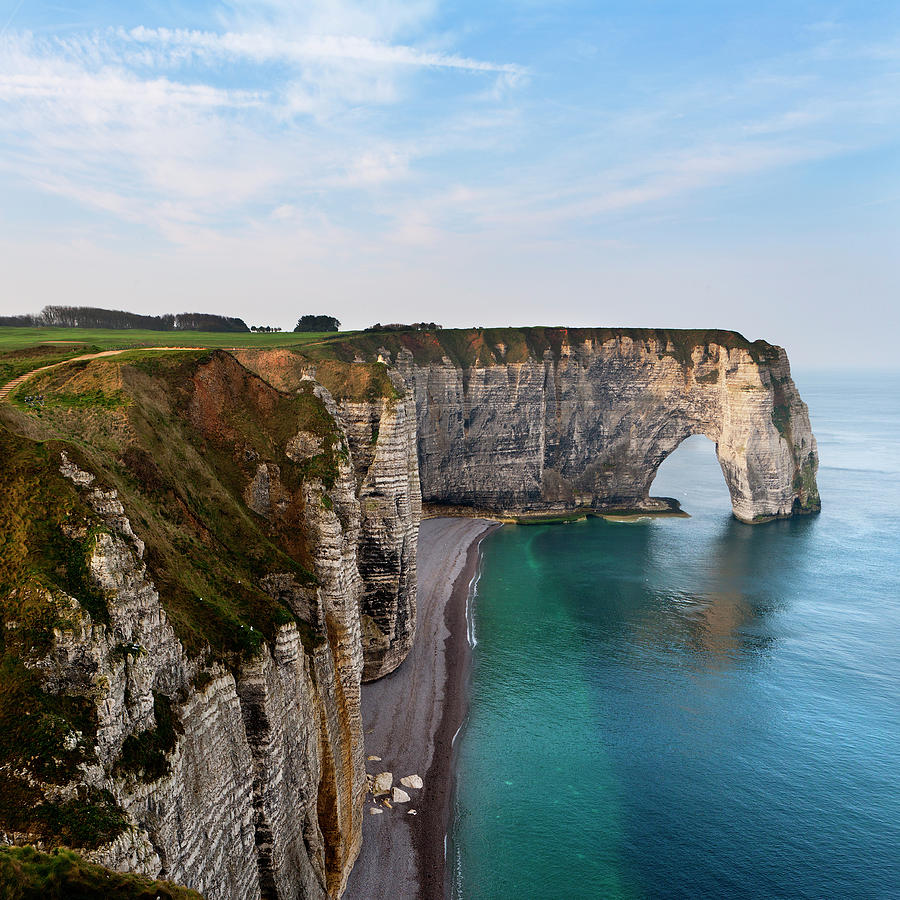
[{"x1": 1, "y1": 1, "x2": 898, "y2": 367}]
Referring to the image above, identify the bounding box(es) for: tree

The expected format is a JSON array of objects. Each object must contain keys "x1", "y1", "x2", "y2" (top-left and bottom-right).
[
  {"x1": 173, "y1": 313, "x2": 249, "y2": 332},
  {"x1": 294, "y1": 315, "x2": 340, "y2": 333}
]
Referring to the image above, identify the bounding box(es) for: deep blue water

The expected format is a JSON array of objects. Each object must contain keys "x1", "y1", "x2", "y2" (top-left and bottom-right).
[{"x1": 450, "y1": 373, "x2": 900, "y2": 899}]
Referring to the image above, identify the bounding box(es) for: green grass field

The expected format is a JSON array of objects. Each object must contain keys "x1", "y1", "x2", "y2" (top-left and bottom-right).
[{"x1": 0, "y1": 326, "x2": 356, "y2": 352}]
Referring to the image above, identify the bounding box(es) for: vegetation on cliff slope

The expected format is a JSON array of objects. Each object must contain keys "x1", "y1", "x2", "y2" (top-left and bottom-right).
[
  {"x1": 0, "y1": 346, "x2": 392, "y2": 848},
  {"x1": 112, "y1": 692, "x2": 183, "y2": 783},
  {"x1": 231, "y1": 348, "x2": 400, "y2": 403},
  {"x1": 0, "y1": 426, "x2": 129, "y2": 847},
  {"x1": 2, "y1": 349, "x2": 351, "y2": 658},
  {"x1": 0, "y1": 846, "x2": 203, "y2": 900}
]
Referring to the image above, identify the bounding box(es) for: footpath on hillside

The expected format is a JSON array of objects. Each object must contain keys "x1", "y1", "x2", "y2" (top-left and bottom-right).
[{"x1": 0, "y1": 347, "x2": 204, "y2": 402}]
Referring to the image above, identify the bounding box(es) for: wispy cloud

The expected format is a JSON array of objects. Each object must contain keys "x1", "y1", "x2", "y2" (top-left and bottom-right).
[
  {"x1": 120, "y1": 26, "x2": 525, "y2": 76},
  {"x1": 0, "y1": 69, "x2": 262, "y2": 108},
  {"x1": 0, "y1": 1, "x2": 897, "y2": 264},
  {"x1": 0, "y1": 0, "x2": 524, "y2": 242}
]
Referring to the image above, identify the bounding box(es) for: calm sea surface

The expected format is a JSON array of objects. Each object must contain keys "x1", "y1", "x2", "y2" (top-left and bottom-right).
[{"x1": 450, "y1": 373, "x2": 900, "y2": 899}]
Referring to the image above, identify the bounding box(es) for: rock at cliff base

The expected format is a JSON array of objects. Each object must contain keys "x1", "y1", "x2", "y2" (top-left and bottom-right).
[
  {"x1": 373, "y1": 772, "x2": 393, "y2": 795},
  {"x1": 392, "y1": 787, "x2": 410, "y2": 804},
  {"x1": 400, "y1": 775, "x2": 423, "y2": 790}
]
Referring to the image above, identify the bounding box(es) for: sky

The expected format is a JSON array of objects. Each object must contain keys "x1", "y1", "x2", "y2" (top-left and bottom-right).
[{"x1": 0, "y1": 1, "x2": 898, "y2": 368}]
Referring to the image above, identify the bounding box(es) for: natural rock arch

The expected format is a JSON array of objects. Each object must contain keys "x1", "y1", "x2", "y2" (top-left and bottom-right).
[{"x1": 395, "y1": 332, "x2": 820, "y2": 524}]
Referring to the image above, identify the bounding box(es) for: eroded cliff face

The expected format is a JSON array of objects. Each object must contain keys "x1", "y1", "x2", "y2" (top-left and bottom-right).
[
  {"x1": 385, "y1": 330, "x2": 819, "y2": 523},
  {"x1": 38, "y1": 451, "x2": 360, "y2": 899},
  {"x1": 232, "y1": 350, "x2": 422, "y2": 682},
  {"x1": 337, "y1": 394, "x2": 420, "y2": 681},
  {"x1": 0, "y1": 353, "x2": 370, "y2": 899}
]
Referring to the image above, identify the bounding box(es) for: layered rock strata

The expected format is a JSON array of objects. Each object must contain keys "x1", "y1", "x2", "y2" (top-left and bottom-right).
[
  {"x1": 233, "y1": 350, "x2": 423, "y2": 682},
  {"x1": 2, "y1": 376, "x2": 368, "y2": 899},
  {"x1": 336, "y1": 391, "x2": 421, "y2": 681},
  {"x1": 391, "y1": 331, "x2": 819, "y2": 523}
]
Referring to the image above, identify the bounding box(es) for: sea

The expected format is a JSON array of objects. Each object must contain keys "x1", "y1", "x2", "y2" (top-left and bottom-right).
[{"x1": 449, "y1": 372, "x2": 900, "y2": 899}]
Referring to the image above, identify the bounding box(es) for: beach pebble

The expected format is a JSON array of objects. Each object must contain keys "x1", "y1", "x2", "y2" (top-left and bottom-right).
[
  {"x1": 407, "y1": 810, "x2": 417, "y2": 816},
  {"x1": 382, "y1": 799, "x2": 392, "y2": 809},
  {"x1": 369, "y1": 808, "x2": 383, "y2": 815},
  {"x1": 400, "y1": 775, "x2": 423, "y2": 790},
  {"x1": 373, "y1": 772, "x2": 393, "y2": 795},
  {"x1": 367, "y1": 755, "x2": 382, "y2": 761},
  {"x1": 392, "y1": 787, "x2": 410, "y2": 804}
]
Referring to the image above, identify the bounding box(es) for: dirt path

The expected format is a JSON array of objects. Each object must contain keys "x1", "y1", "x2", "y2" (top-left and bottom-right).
[{"x1": 0, "y1": 347, "x2": 203, "y2": 402}]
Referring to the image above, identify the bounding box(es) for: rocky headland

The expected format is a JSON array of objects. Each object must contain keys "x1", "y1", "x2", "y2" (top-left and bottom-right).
[{"x1": 0, "y1": 327, "x2": 819, "y2": 897}]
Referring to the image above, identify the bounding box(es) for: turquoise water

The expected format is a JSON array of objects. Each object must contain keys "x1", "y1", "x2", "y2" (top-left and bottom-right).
[{"x1": 450, "y1": 373, "x2": 900, "y2": 899}]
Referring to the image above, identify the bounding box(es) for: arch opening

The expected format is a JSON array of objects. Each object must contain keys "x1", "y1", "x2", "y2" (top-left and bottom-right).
[{"x1": 649, "y1": 434, "x2": 733, "y2": 517}]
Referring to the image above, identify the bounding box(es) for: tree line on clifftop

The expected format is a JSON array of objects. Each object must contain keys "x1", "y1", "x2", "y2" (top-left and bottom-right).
[
  {"x1": 363, "y1": 322, "x2": 441, "y2": 332},
  {"x1": 0, "y1": 306, "x2": 250, "y2": 332},
  {"x1": 1, "y1": 306, "x2": 446, "y2": 335}
]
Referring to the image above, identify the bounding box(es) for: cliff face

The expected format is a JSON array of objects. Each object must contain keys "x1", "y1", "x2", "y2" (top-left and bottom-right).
[
  {"x1": 0, "y1": 352, "x2": 371, "y2": 899},
  {"x1": 58, "y1": 452, "x2": 361, "y2": 899},
  {"x1": 337, "y1": 393, "x2": 420, "y2": 681},
  {"x1": 377, "y1": 329, "x2": 819, "y2": 523},
  {"x1": 233, "y1": 351, "x2": 422, "y2": 683}
]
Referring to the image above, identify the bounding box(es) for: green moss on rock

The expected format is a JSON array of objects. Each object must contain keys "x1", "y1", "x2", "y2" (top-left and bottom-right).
[
  {"x1": 0, "y1": 780, "x2": 127, "y2": 850},
  {"x1": 113, "y1": 692, "x2": 183, "y2": 783},
  {"x1": 771, "y1": 403, "x2": 791, "y2": 438}
]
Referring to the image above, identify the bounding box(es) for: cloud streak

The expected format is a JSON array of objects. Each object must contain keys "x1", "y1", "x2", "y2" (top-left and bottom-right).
[
  {"x1": 121, "y1": 26, "x2": 526, "y2": 76},
  {"x1": 0, "y1": 69, "x2": 262, "y2": 107}
]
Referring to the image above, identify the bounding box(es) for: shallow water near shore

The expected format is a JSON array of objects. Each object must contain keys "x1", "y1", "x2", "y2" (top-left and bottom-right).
[{"x1": 449, "y1": 372, "x2": 900, "y2": 899}]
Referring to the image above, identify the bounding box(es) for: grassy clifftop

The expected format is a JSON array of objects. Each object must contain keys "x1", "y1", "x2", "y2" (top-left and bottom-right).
[
  {"x1": 300, "y1": 326, "x2": 781, "y2": 368},
  {"x1": 0, "y1": 327, "x2": 348, "y2": 352},
  {"x1": 0, "y1": 326, "x2": 781, "y2": 376}
]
